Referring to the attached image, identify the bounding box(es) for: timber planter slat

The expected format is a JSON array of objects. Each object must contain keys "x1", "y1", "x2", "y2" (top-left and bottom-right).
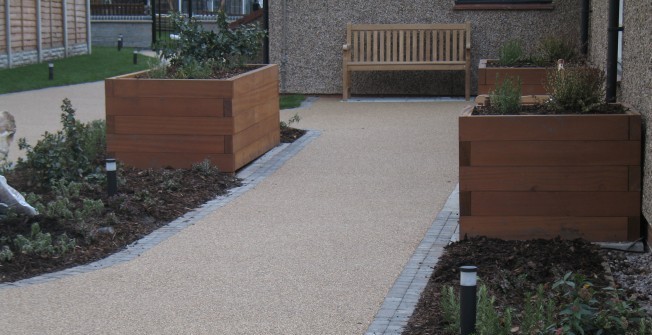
[
  {"x1": 459, "y1": 106, "x2": 642, "y2": 241},
  {"x1": 477, "y1": 59, "x2": 549, "y2": 95},
  {"x1": 105, "y1": 64, "x2": 280, "y2": 173}
]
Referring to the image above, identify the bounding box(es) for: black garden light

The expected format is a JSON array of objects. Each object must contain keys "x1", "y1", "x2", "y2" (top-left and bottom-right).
[
  {"x1": 460, "y1": 265, "x2": 478, "y2": 335},
  {"x1": 133, "y1": 50, "x2": 138, "y2": 64},
  {"x1": 106, "y1": 158, "x2": 117, "y2": 197},
  {"x1": 117, "y1": 34, "x2": 123, "y2": 51},
  {"x1": 48, "y1": 63, "x2": 54, "y2": 80}
]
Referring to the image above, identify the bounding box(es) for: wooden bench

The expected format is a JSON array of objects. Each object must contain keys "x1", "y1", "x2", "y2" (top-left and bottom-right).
[{"x1": 342, "y1": 23, "x2": 471, "y2": 101}]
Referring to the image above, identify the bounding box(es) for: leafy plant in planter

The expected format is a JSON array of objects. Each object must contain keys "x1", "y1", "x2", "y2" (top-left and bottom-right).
[
  {"x1": 478, "y1": 35, "x2": 582, "y2": 95},
  {"x1": 149, "y1": 11, "x2": 266, "y2": 79}
]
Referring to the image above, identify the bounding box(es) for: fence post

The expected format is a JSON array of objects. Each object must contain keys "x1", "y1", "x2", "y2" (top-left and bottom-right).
[{"x1": 5, "y1": 1, "x2": 12, "y2": 68}]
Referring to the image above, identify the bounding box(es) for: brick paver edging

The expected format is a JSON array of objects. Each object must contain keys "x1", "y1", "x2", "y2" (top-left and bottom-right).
[
  {"x1": 0, "y1": 130, "x2": 321, "y2": 290},
  {"x1": 365, "y1": 184, "x2": 460, "y2": 335}
]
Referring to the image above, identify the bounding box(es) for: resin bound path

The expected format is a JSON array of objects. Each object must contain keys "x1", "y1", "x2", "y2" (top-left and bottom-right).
[{"x1": 0, "y1": 87, "x2": 466, "y2": 334}]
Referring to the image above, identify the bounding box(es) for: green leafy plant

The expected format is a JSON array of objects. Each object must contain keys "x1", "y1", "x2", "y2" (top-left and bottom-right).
[
  {"x1": 497, "y1": 39, "x2": 525, "y2": 67},
  {"x1": 476, "y1": 284, "x2": 514, "y2": 335},
  {"x1": 0, "y1": 245, "x2": 14, "y2": 262},
  {"x1": 520, "y1": 285, "x2": 556, "y2": 334},
  {"x1": 16, "y1": 99, "x2": 106, "y2": 190},
  {"x1": 439, "y1": 283, "x2": 513, "y2": 335},
  {"x1": 440, "y1": 285, "x2": 461, "y2": 333},
  {"x1": 546, "y1": 272, "x2": 652, "y2": 335},
  {"x1": 437, "y1": 272, "x2": 652, "y2": 335},
  {"x1": 280, "y1": 112, "x2": 302, "y2": 130},
  {"x1": 533, "y1": 35, "x2": 580, "y2": 67},
  {"x1": 490, "y1": 75, "x2": 522, "y2": 115},
  {"x1": 152, "y1": 11, "x2": 266, "y2": 79},
  {"x1": 546, "y1": 66, "x2": 605, "y2": 113},
  {"x1": 12, "y1": 222, "x2": 76, "y2": 257}
]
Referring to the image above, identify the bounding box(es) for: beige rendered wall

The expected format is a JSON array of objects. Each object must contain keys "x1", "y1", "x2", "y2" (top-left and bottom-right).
[
  {"x1": 268, "y1": 0, "x2": 581, "y2": 96},
  {"x1": 588, "y1": 1, "x2": 652, "y2": 230}
]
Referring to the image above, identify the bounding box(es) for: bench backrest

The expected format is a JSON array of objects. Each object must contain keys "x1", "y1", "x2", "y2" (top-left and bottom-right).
[{"x1": 345, "y1": 23, "x2": 471, "y2": 63}]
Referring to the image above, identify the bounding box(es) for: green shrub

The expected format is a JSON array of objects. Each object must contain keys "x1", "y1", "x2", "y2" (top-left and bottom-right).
[
  {"x1": 16, "y1": 99, "x2": 106, "y2": 189},
  {"x1": 440, "y1": 285, "x2": 461, "y2": 333},
  {"x1": 153, "y1": 11, "x2": 266, "y2": 78},
  {"x1": 497, "y1": 39, "x2": 525, "y2": 67},
  {"x1": 12, "y1": 222, "x2": 76, "y2": 257},
  {"x1": 546, "y1": 66, "x2": 605, "y2": 113},
  {"x1": 533, "y1": 35, "x2": 580, "y2": 67},
  {"x1": 280, "y1": 112, "x2": 301, "y2": 130},
  {"x1": 0, "y1": 245, "x2": 13, "y2": 261},
  {"x1": 490, "y1": 75, "x2": 522, "y2": 115},
  {"x1": 438, "y1": 273, "x2": 652, "y2": 335}
]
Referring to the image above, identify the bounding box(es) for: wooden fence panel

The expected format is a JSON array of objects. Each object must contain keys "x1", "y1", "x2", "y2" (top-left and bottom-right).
[
  {"x1": 0, "y1": 1, "x2": 5, "y2": 52},
  {"x1": 2, "y1": 0, "x2": 88, "y2": 67}
]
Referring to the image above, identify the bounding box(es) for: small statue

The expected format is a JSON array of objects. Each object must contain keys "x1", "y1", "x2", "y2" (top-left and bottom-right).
[{"x1": 0, "y1": 111, "x2": 16, "y2": 161}]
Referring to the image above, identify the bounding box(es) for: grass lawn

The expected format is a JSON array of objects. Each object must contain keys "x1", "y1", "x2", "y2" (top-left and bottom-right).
[
  {"x1": 0, "y1": 46, "x2": 155, "y2": 94},
  {"x1": 280, "y1": 94, "x2": 306, "y2": 109}
]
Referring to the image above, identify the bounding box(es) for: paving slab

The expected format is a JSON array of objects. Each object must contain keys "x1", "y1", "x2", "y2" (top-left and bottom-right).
[{"x1": 0, "y1": 90, "x2": 469, "y2": 334}]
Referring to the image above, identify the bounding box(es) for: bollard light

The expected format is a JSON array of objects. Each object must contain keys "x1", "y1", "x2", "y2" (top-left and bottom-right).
[
  {"x1": 117, "y1": 34, "x2": 124, "y2": 51},
  {"x1": 460, "y1": 265, "x2": 477, "y2": 335},
  {"x1": 48, "y1": 63, "x2": 54, "y2": 80},
  {"x1": 106, "y1": 158, "x2": 117, "y2": 197},
  {"x1": 133, "y1": 50, "x2": 138, "y2": 64}
]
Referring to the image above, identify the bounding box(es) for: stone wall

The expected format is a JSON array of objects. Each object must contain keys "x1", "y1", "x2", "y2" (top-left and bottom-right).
[
  {"x1": 92, "y1": 21, "x2": 153, "y2": 48},
  {"x1": 268, "y1": 0, "x2": 581, "y2": 96}
]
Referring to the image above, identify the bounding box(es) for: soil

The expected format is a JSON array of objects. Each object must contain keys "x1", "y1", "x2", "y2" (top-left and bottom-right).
[
  {"x1": 0, "y1": 126, "x2": 303, "y2": 283},
  {"x1": 136, "y1": 65, "x2": 263, "y2": 80},
  {"x1": 403, "y1": 237, "x2": 652, "y2": 335},
  {"x1": 473, "y1": 103, "x2": 627, "y2": 116},
  {"x1": 280, "y1": 127, "x2": 306, "y2": 143}
]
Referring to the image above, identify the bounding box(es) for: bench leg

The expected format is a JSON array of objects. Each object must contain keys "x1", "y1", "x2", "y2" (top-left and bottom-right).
[
  {"x1": 342, "y1": 69, "x2": 350, "y2": 100},
  {"x1": 465, "y1": 69, "x2": 471, "y2": 101}
]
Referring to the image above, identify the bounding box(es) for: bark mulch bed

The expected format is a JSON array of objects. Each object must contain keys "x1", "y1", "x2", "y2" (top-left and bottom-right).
[
  {"x1": 0, "y1": 127, "x2": 303, "y2": 283},
  {"x1": 403, "y1": 236, "x2": 648, "y2": 335}
]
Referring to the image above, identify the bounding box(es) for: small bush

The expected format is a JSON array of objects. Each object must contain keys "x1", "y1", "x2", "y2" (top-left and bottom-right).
[
  {"x1": 153, "y1": 11, "x2": 266, "y2": 78},
  {"x1": 16, "y1": 99, "x2": 106, "y2": 189},
  {"x1": 497, "y1": 39, "x2": 525, "y2": 67},
  {"x1": 12, "y1": 222, "x2": 76, "y2": 257},
  {"x1": 546, "y1": 66, "x2": 605, "y2": 113},
  {"x1": 490, "y1": 75, "x2": 522, "y2": 115},
  {"x1": 438, "y1": 273, "x2": 652, "y2": 335},
  {"x1": 533, "y1": 35, "x2": 580, "y2": 66},
  {"x1": 280, "y1": 112, "x2": 301, "y2": 130}
]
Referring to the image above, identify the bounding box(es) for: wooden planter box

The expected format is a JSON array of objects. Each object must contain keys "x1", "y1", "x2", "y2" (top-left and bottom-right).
[
  {"x1": 459, "y1": 105, "x2": 642, "y2": 241},
  {"x1": 105, "y1": 64, "x2": 280, "y2": 173},
  {"x1": 477, "y1": 59, "x2": 549, "y2": 95}
]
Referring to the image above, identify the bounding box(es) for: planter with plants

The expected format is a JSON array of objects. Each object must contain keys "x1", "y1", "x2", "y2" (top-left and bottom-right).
[
  {"x1": 460, "y1": 67, "x2": 642, "y2": 242},
  {"x1": 478, "y1": 37, "x2": 580, "y2": 95},
  {"x1": 105, "y1": 11, "x2": 279, "y2": 173}
]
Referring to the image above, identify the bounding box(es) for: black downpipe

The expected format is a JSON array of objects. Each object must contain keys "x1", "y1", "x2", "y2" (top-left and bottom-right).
[
  {"x1": 188, "y1": 0, "x2": 192, "y2": 18},
  {"x1": 606, "y1": 0, "x2": 620, "y2": 103},
  {"x1": 580, "y1": 0, "x2": 589, "y2": 55},
  {"x1": 263, "y1": 0, "x2": 270, "y2": 64}
]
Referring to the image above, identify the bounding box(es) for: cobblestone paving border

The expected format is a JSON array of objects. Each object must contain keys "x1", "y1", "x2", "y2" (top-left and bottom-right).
[
  {"x1": 0, "y1": 130, "x2": 321, "y2": 290},
  {"x1": 365, "y1": 184, "x2": 460, "y2": 335}
]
